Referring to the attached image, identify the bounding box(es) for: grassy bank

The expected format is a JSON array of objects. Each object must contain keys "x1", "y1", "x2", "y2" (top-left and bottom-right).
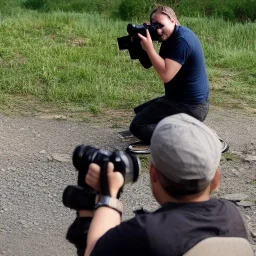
[{"x1": 0, "y1": 11, "x2": 255, "y2": 117}]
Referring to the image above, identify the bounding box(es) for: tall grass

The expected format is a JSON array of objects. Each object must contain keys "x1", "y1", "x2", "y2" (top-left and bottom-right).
[{"x1": 0, "y1": 11, "x2": 255, "y2": 114}]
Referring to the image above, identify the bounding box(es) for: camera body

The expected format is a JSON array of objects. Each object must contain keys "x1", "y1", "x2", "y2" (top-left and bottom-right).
[
  {"x1": 117, "y1": 22, "x2": 161, "y2": 60},
  {"x1": 63, "y1": 145, "x2": 141, "y2": 210},
  {"x1": 63, "y1": 145, "x2": 141, "y2": 255}
]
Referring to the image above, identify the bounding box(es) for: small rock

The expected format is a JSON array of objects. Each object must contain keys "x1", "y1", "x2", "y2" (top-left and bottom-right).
[
  {"x1": 54, "y1": 115, "x2": 67, "y2": 120},
  {"x1": 47, "y1": 155, "x2": 53, "y2": 161},
  {"x1": 231, "y1": 169, "x2": 240, "y2": 176},
  {"x1": 7, "y1": 167, "x2": 16, "y2": 171},
  {"x1": 221, "y1": 193, "x2": 249, "y2": 201},
  {"x1": 245, "y1": 215, "x2": 251, "y2": 221},
  {"x1": 236, "y1": 201, "x2": 256, "y2": 207},
  {"x1": 39, "y1": 150, "x2": 46, "y2": 154},
  {"x1": 19, "y1": 220, "x2": 27, "y2": 225},
  {"x1": 51, "y1": 153, "x2": 71, "y2": 162},
  {"x1": 250, "y1": 229, "x2": 256, "y2": 238},
  {"x1": 244, "y1": 155, "x2": 256, "y2": 161}
]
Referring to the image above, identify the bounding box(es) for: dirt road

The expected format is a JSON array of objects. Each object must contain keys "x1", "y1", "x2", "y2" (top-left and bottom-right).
[{"x1": 0, "y1": 106, "x2": 255, "y2": 255}]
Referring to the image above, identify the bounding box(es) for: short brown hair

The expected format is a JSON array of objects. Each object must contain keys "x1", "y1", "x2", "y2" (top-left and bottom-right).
[
  {"x1": 156, "y1": 169, "x2": 210, "y2": 199},
  {"x1": 150, "y1": 5, "x2": 180, "y2": 25}
]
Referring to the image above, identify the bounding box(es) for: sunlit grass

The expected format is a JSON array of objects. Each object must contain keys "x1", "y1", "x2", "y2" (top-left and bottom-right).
[{"x1": 0, "y1": 12, "x2": 255, "y2": 115}]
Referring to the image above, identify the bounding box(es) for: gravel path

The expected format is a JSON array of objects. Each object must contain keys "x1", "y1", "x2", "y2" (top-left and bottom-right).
[{"x1": 0, "y1": 106, "x2": 255, "y2": 256}]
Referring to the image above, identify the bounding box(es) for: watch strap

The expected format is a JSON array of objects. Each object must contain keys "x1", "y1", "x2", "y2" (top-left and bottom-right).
[{"x1": 95, "y1": 196, "x2": 123, "y2": 214}]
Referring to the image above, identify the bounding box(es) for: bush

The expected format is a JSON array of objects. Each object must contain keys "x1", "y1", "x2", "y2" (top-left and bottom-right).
[
  {"x1": 21, "y1": 0, "x2": 122, "y2": 18},
  {"x1": 22, "y1": 0, "x2": 48, "y2": 10},
  {"x1": 118, "y1": 0, "x2": 154, "y2": 21},
  {"x1": 0, "y1": 0, "x2": 24, "y2": 15},
  {"x1": 177, "y1": 0, "x2": 256, "y2": 22},
  {"x1": 20, "y1": 0, "x2": 256, "y2": 23},
  {"x1": 232, "y1": 0, "x2": 256, "y2": 22}
]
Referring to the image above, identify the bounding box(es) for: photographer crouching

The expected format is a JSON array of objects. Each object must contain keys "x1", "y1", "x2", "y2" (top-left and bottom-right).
[
  {"x1": 63, "y1": 113, "x2": 247, "y2": 256},
  {"x1": 118, "y1": 5, "x2": 210, "y2": 151}
]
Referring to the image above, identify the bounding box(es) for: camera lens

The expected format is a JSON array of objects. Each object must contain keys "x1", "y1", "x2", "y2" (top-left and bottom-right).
[
  {"x1": 62, "y1": 185, "x2": 96, "y2": 210},
  {"x1": 72, "y1": 145, "x2": 112, "y2": 186},
  {"x1": 72, "y1": 144, "x2": 140, "y2": 185},
  {"x1": 110, "y1": 151, "x2": 140, "y2": 184},
  {"x1": 127, "y1": 23, "x2": 146, "y2": 36},
  {"x1": 73, "y1": 145, "x2": 112, "y2": 172}
]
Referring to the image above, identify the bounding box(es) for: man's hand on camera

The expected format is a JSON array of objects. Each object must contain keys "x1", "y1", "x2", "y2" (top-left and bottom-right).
[
  {"x1": 86, "y1": 163, "x2": 101, "y2": 192},
  {"x1": 85, "y1": 163, "x2": 123, "y2": 256},
  {"x1": 85, "y1": 163, "x2": 124, "y2": 198},
  {"x1": 106, "y1": 162, "x2": 124, "y2": 198},
  {"x1": 138, "y1": 29, "x2": 154, "y2": 53}
]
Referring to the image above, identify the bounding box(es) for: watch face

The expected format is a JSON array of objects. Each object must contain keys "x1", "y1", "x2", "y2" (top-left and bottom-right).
[
  {"x1": 95, "y1": 196, "x2": 123, "y2": 214},
  {"x1": 99, "y1": 196, "x2": 110, "y2": 205}
]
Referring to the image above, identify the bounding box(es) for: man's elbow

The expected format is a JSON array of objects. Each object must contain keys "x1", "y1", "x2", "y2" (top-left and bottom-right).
[{"x1": 161, "y1": 74, "x2": 172, "y2": 83}]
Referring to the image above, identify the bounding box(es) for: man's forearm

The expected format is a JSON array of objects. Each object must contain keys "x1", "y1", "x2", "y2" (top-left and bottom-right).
[
  {"x1": 84, "y1": 206, "x2": 121, "y2": 256},
  {"x1": 146, "y1": 48, "x2": 167, "y2": 80}
]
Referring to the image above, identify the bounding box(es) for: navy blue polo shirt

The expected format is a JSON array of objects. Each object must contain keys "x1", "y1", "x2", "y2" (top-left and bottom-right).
[{"x1": 159, "y1": 26, "x2": 209, "y2": 104}]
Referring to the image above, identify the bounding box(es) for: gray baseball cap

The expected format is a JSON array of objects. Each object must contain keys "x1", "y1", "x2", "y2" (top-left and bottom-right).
[{"x1": 150, "y1": 114, "x2": 222, "y2": 187}]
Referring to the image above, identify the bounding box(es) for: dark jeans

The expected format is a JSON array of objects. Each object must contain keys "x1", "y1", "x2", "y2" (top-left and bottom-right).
[{"x1": 129, "y1": 96, "x2": 209, "y2": 144}]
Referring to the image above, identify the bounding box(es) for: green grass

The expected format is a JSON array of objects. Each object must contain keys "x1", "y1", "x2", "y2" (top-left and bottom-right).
[
  {"x1": 0, "y1": 11, "x2": 255, "y2": 116},
  {"x1": 221, "y1": 152, "x2": 240, "y2": 162}
]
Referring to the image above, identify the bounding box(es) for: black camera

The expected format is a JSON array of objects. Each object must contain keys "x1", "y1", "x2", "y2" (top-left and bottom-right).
[
  {"x1": 63, "y1": 145, "x2": 141, "y2": 256},
  {"x1": 63, "y1": 145, "x2": 141, "y2": 210},
  {"x1": 117, "y1": 22, "x2": 162, "y2": 60}
]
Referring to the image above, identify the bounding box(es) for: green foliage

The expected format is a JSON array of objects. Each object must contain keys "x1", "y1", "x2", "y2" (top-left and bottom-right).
[
  {"x1": 0, "y1": 12, "x2": 255, "y2": 113},
  {"x1": 177, "y1": 0, "x2": 256, "y2": 22},
  {"x1": 20, "y1": 0, "x2": 122, "y2": 18},
  {"x1": 118, "y1": 0, "x2": 153, "y2": 21},
  {"x1": 0, "y1": 0, "x2": 23, "y2": 15},
  {"x1": 22, "y1": 0, "x2": 48, "y2": 10},
  {"x1": 10, "y1": 0, "x2": 256, "y2": 23},
  {"x1": 47, "y1": 0, "x2": 121, "y2": 16},
  {"x1": 0, "y1": 6, "x2": 255, "y2": 113}
]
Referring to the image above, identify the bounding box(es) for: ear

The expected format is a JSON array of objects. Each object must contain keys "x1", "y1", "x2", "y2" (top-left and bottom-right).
[
  {"x1": 210, "y1": 169, "x2": 221, "y2": 193},
  {"x1": 149, "y1": 162, "x2": 158, "y2": 183}
]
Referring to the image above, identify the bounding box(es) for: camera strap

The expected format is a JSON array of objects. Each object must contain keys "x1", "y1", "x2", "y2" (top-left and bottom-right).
[{"x1": 100, "y1": 159, "x2": 110, "y2": 196}]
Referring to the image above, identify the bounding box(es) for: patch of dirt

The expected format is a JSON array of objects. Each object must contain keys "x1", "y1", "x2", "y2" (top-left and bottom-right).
[{"x1": 0, "y1": 104, "x2": 255, "y2": 255}]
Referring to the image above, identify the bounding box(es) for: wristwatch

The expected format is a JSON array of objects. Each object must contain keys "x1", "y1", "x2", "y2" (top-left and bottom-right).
[{"x1": 95, "y1": 196, "x2": 123, "y2": 214}]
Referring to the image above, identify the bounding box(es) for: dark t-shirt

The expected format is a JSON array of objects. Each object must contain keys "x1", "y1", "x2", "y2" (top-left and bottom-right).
[
  {"x1": 159, "y1": 26, "x2": 209, "y2": 104},
  {"x1": 91, "y1": 198, "x2": 247, "y2": 256}
]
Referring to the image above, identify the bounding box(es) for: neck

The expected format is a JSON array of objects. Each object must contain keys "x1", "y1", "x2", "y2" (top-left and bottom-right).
[{"x1": 158, "y1": 187, "x2": 211, "y2": 205}]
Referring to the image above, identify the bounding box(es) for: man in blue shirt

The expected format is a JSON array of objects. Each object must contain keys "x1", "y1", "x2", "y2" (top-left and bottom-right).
[{"x1": 129, "y1": 5, "x2": 209, "y2": 145}]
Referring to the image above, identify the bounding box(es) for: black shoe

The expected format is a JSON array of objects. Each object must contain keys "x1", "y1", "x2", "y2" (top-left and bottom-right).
[
  {"x1": 126, "y1": 141, "x2": 151, "y2": 154},
  {"x1": 211, "y1": 129, "x2": 229, "y2": 153}
]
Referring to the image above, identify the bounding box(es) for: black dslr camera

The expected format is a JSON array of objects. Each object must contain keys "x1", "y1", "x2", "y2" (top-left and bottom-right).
[
  {"x1": 63, "y1": 144, "x2": 140, "y2": 210},
  {"x1": 63, "y1": 145, "x2": 141, "y2": 256},
  {"x1": 117, "y1": 22, "x2": 162, "y2": 60}
]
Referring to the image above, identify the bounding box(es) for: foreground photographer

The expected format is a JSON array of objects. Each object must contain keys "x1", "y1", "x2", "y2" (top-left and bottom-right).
[
  {"x1": 129, "y1": 5, "x2": 209, "y2": 146},
  {"x1": 83, "y1": 114, "x2": 247, "y2": 256}
]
